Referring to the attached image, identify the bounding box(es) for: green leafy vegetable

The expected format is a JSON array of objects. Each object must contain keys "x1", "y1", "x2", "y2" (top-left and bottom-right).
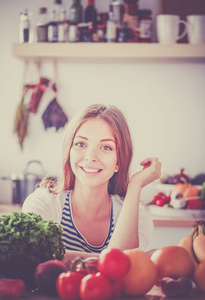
[{"x1": 0, "y1": 212, "x2": 65, "y2": 290}]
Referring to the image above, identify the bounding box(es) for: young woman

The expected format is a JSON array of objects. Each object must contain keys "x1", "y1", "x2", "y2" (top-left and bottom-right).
[{"x1": 22, "y1": 104, "x2": 161, "y2": 264}]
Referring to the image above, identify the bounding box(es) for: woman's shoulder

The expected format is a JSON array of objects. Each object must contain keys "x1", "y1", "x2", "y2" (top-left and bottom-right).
[{"x1": 22, "y1": 187, "x2": 68, "y2": 222}]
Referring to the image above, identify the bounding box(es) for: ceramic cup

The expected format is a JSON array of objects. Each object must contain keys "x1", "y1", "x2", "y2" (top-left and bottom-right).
[
  {"x1": 187, "y1": 15, "x2": 205, "y2": 44},
  {"x1": 156, "y1": 14, "x2": 188, "y2": 44}
]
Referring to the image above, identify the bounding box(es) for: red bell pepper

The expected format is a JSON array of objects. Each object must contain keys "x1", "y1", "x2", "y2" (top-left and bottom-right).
[{"x1": 186, "y1": 199, "x2": 204, "y2": 210}]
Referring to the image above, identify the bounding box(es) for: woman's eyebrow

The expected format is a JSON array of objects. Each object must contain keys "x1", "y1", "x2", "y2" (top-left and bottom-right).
[
  {"x1": 75, "y1": 136, "x2": 115, "y2": 143},
  {"x1": 75, "y1": 135, "x2": 88, "y2": 140},
  {"x1": 101, "y1": 139, "x2": 115, "y2": 143}
]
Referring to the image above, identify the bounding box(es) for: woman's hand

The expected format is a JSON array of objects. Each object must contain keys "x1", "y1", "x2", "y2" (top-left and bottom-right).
[{"x1": 129, "y1": 157, "x2": 161, "y2": 189}]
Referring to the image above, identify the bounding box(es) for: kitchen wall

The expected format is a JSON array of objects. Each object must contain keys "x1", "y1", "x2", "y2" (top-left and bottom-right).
[{"x1": 0, "y1": 0, "x2": 205, "y2": 203}]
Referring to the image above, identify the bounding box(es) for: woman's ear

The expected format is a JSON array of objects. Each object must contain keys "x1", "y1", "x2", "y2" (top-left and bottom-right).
[{"x1": 114, "y1": 165, "x2": 119, "y2": 173}]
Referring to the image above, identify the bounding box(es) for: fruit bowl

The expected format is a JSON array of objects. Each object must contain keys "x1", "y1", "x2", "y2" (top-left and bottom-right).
[{"x1": 156, "y1": 182, "x2": 202, "y2": 195}]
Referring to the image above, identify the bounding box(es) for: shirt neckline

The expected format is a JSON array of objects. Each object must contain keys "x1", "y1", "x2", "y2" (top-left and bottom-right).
[{"x1": 67, "y1": 191, "x2": 114, "y2": 249}]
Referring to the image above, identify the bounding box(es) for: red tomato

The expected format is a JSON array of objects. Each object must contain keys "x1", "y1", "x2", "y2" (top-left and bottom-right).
[
  {"x1": 97, "y1": 248, "x2": 131, "y2": 281},
  {"x1": 80, "y1": 272, "x2": 113, "y2": 300},
  {"x1": 186, "y1": 199, "x2": 203, "y2": 209},
  {"x1": 56, "y1": 271, "x2": 84, "y2": 300},
  {"x1": 112, "y1": 279, "x2": 123, "y2": 298}
]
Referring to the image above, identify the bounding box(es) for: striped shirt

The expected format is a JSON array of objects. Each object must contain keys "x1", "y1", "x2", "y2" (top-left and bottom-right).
[{"x1": 61, "y1": 191, "x2": 115, "y2": 253}]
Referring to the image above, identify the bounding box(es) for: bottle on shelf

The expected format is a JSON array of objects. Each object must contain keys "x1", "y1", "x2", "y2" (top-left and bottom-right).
[
  {"x1": 19, "y1": 9, "x2": 30, "y2": 43},
  {"x1": 48, "y1": 9, "x2": 58, "y2": 42},
  {"x1": 122, "y1": 0, "x2": 139, "y2": 42},
  {"x1": 110, "y1": 0, "x2": 123, "y2": 26},
  {"x1": 69, "y1": 0, "x2": 82, "y2": 25},
  {"x1": 36, "y1": 7, "x2": 48, "y2": 42},
  {"x1": 85, "y1": 0, "x2": 97, "y2": 29},
  {"x1": 54, "y1": 0, "x2": 63, "y2": 22},
  {"x1": 106, "y1": 11, "x2": 117, "y2": 42},
  {"x1": 58, "y1": 9, "x2": 69, "y2": 42},
  {"x1": 138, "y1": 9, "x2": 152, "y2": 43},
  {"x1": 118, "y1": 21, "x2": 130, "y2": 42}
]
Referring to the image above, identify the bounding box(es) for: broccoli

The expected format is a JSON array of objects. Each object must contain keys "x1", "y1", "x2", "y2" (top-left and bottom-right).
[{"x1": 0, "y1": 212, "x2": 65, "y2": 290}]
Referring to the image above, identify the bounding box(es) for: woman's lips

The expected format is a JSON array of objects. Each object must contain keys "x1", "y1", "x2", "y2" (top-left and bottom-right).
[{"x1": 80, "y1": 167, "x2": 102, "y2": 174}]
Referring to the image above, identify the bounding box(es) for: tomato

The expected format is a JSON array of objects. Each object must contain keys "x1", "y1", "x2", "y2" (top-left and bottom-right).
[
  {"x1": 56, "y1": 271, "x2": 84, "y2": 300},
  {"x1": 80, "y1": 272, "x2": 113, "y2": 300},
  {"x1": 0, "y1": 279, "x2": 25, "y2": 298},
  {"x1": 97, "y1": 248, "x2": 131, "y2": 281},
  {"x1": 112, "y1": 279, "x2": 123, "y2": 298}
]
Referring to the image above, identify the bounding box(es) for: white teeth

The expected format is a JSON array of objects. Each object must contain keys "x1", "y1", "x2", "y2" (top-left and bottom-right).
[{"x1": 83, "y1": 167, "x2": 100, "y2": 173}]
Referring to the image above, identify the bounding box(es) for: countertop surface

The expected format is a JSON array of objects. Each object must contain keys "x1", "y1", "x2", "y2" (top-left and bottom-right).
[
  {"x1": 4, "y1": 285, "x2": 205, "y2": 300},
  {"x1": 0, "y1": 203, "x2": 203, "y2": 228}
]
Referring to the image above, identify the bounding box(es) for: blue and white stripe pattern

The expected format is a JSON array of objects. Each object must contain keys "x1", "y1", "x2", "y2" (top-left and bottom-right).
[{"x1": 61, "y1": 191, "x2": 115, "y2": 253}]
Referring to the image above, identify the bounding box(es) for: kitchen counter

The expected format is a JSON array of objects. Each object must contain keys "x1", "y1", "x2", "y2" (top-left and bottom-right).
[
  {"x1": 0, "y1": 203, "x2": 202, "y2": 228},
  {"x1": 0, "y1": 203, "x2": 22, "y2": 216},
  {"x1": 145, "y1": 205, "x2": 205, "y2": 228},
  {"x1": 8, "y1": 285, "x2": 205, "y2": 300}
]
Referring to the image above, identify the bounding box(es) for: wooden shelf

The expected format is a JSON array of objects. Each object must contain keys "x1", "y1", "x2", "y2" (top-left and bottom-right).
[{"x1": 12, "y1": 43, "x2": 205, "y2": 62}]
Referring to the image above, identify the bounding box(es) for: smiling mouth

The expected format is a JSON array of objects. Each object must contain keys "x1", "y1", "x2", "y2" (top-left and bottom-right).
[{"x1": 80, "y1": 167, "x2": 102, "y2": 174}]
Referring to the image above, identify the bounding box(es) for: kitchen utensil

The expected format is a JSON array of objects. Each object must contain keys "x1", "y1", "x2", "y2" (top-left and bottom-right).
[
  {"x1": 0, "y1": 160, "x2": 46, "y2": 204},
  {"x1": 156, "y1": 14, "x2": 188, "y2": 44},
  {"x1": 187, "y1": 15, "x2": 205, "y2": 44}
]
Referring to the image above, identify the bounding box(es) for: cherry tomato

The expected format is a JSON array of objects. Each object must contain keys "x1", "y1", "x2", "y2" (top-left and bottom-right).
[
  {"x1": 80, "y1": 272, "x2": 113, "y2": 300},
  {"x1": 97, "y1": 248, "x2": 131, "y2": 281},
  {"x1": 56, "y1": 271, "x2": 84, "y2": 300},
  {"x1": 156, "y1": 198, "x2": 166, "y2": 207}
]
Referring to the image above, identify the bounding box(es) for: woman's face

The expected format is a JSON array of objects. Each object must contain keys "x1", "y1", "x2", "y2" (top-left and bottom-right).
[{"x1": 70, "y1": 118, "x2": 118, "y2": 189}]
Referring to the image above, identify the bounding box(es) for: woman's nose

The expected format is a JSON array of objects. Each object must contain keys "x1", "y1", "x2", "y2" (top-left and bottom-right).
[{"x1": 85, "y1": 147, "x2": 98, "y2": 162}]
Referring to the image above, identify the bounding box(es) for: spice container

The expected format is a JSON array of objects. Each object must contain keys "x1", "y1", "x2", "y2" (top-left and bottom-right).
[
  {"x1": 122, "y1": 0, "x2": 139, "y2": 42},
  {"x1": 68, "y1": 23, "x2": 78, "y2": 42},
  {"x1": 19, "y1": 9, "x2": 30, "y2": 43},
  {"x1": 58, "y1": 9, "x2": 69, "y2": 42},
  {"x1": 48, "y1": 9, "x2": 58, "y2": 42},
  {"x1": 106, "y1": 11, "x2": 117, "y2": 42},
  {"x1": 78, "y1": 23, "x2": 92, "y2": 42},
  {"x1": 36, "y1": 7, "x2": 48, "y2": 42},
  {"x1": 69, "y1": 0, "x2": 82, "y2": 24},
  {"x1": 118, "y1": 21, "x2": 130, "y2": 42},
  {"x1": 138, "y1": 9, "x2": 152, "y2": 43}
]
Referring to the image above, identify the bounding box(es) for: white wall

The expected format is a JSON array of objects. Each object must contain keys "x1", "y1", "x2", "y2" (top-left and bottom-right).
[{"x1": 0, "y1": 0, "x2": 205, "y2": 203}]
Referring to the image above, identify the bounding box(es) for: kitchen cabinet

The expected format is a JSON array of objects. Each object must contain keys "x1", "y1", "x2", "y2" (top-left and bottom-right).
[{"x1": 12, "y1": 43, "x2": 205, "y2": 62}]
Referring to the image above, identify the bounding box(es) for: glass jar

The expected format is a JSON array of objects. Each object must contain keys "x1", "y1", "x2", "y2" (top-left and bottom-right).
[
  {"x1": 118, "y1": 21, "x2": 130, "y2": 42},
  {"x1": 69, "y1": 0, "x2": 82, "y2": 24},
  {"x1": 138, "y1": 9, "x2": 152, "y2": 43},
  {"x1": 19, "y1": 9, "x2": 30, "y2": 43},
  {"x1": 122, "y1": 0, "x2": 139, "y2": 36},
  {"x1": 36, "y1": 7, "x2": 48, "y2": 42}
]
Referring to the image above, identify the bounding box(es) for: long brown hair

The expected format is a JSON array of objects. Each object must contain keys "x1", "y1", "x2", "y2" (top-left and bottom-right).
[{"x1": 45, "y1": 104, "x2": 133, "y2": 198}]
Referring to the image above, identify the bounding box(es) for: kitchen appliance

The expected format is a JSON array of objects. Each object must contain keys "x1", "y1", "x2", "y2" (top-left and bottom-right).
[{"x1": 0, "y1": 160, "x2": 46, "y2": 204}]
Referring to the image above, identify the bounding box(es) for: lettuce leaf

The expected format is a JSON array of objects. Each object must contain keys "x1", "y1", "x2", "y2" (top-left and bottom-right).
[{"x1": 0, "y1": 212, "x2": 65, "y2": 289}]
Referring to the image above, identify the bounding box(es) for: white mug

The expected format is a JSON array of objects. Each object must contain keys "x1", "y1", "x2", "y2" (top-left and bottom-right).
[
  {"x1": 156, "y1": 14, "x2": 188, "y2": 44},
  {"x1": 187, "y1": 15, "x2": 205, "y2": 44}
]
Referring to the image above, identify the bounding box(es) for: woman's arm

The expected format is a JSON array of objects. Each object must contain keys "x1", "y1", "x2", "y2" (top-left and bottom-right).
[{"x1": 108, "y1": 157, "x2": 161, "y2": 250}]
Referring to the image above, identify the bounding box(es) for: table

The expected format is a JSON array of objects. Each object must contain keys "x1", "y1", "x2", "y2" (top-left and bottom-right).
[{"x1": 5, "y1": 285, "x2": 204, "y2": 300}]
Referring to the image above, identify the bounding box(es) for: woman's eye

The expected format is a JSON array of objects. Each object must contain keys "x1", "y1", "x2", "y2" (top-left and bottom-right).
[
  {"x1": 75, "y1": 142, "x2": 86, "y2": 147},
  {"x1": 102, "y1": 145, "x2": 112, "y2": 151}
]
